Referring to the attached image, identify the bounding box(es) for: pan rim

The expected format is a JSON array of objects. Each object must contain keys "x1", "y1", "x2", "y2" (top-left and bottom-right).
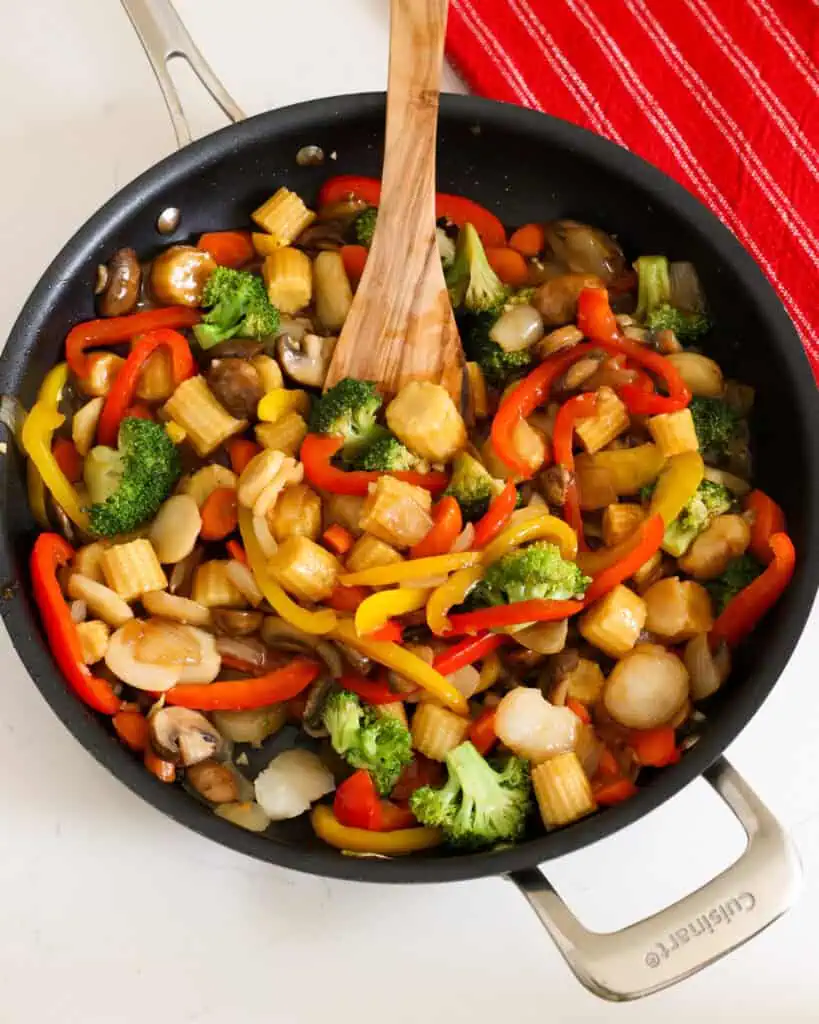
[{"x1": 1, "y1": 92, "x2": 817, "y2": 884}]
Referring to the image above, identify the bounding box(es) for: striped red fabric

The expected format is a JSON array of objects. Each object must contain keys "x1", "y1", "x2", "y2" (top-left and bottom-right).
[{"x1": 446, "y1": 0, "x2": 819, "y2": 379}]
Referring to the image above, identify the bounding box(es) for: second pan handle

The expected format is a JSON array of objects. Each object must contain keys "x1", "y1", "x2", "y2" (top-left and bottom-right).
[{"x1": 121, "y1": 0, "x2": 245, "y2": 147}]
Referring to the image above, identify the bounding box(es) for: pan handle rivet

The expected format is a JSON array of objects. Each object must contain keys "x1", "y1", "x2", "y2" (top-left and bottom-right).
[{"x1": 156, "y1": 207, "x2": 181, "y2": 235}]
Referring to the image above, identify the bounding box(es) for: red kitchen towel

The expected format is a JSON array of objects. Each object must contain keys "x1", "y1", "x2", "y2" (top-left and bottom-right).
[{"x1": 446, "y1": 0, "x2": 819, "y2": 378}]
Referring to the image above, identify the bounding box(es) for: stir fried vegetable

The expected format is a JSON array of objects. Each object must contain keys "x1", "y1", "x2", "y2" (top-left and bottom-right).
[{"x1": 21, "y1": 176, "x2": 794, "y2": 857}]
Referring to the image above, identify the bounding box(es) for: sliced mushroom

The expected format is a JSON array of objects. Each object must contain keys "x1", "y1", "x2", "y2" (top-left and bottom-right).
[
  {"x1": 98, "y1": 248, "x2": 142, "y2": 317},
  {"x1": 150, "y1": 245, "x2": 216, "y2": 307},
  {"x1": 211, "y1": 609, "x2": 264, "y2": 637},
  {"x1": 277, "y1": 333, "x2": 336, "y2": 388},
  {"x1": 206, "y1": 358, "x2": 264, "y2": 420},
  {"x1": 186, "y1": 759, "x2": 240, "y2": 803},
  {"x1": 150, "y1": 707, "x2": 222, "y2": 766},
  {"x1": 302, "y1": 678, "x2": 335, "y2": 738}
]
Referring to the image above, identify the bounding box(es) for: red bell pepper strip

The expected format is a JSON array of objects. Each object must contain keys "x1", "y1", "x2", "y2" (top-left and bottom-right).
[
  {"x1": 410, "y1": 496, "x2": 463, "y2": 558},
  {"x1": 447, "y1": 599, "x2": 584, "y2": 635},
  {"x1": 165, "y1": 658, "x2": 320, "y2": 711},
  {"x1": 710, "y1": 532, "x2": 795, "y2": 649},
  {"x1": 745, "y1": 490, "x2": 786, "y2": 565},
  {"x1": 334, "y1": 770, "x2": 418, "y2": 831},
  {"x1": 490, "y1": 343, "x2": 597, "y2": 476},
  {"x1": 566, "y1": 697, "x2": 592, "y2": 725},
  {"x1": 30, "y1": 533, "x2": 121, "y2": 715},
  {"x1": 65, "y1": 307, "x2": 200, "y2": 379},
  {"x1": 52, "y1": 438, "x2": 83, "y2": 483},
  {"x1": 553, "y1": 391, "x2": 598, "y2": 550},
  {"x1": 628, "y1": 726, "x2": 680, "y2": 767},
  {"x1": 301, "y1": 434, "x2": 448, "y2": 496},
  {"x1": 365, "y1": 621, "x2": 404, "y2": 643},
  {"x1": 582, "y1": 514, "x2": 665, "y2": 605},
  {"x1": 97, "y1": 329, "x2": 196, "y2": 446},
  {"x1": 468, "y1": 707, "x2": 498, "y2": 755},
  {"x1": 593, "y1": 777, "x2": 638, "y2": 806},
  {"x1": 317, "y1": 175, "x2": 507, "y2": 247},
  {"x1": 340, "y1": 673, "x2": 404, "y2": 705},
  {"x1": 472, "y1": 482, "x2": 518, "y2": 548},
  {"x1": 334, "y1": 770, "x2": 382, "y2": 830},
  {"x1": 577, "y1": 288, "x2": 691, "y2": 414},
  {"x1": 432, "y1": 632, "x2": 507, "y2": 676}
]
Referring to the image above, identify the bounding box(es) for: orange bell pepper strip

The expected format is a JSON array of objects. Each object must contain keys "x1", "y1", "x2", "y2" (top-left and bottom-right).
[
  {"x1": 410, "y1": 496, "x2": 463, "y2": 558},
  {"x1": 30, "y1": 533, "x2": 121, "y2": 715},
  {"x1": 566, "y1": 697, "x2": 592, "y2": 725},
  {"x1": 165, "y1": 658, "x2": 321, "y2": 711},
  {"x1": 553, "y1": 391, "x2": 598, "y2": 550},
  {"x1": 323, "y1": 524, "x2": 356, "y2": 556},
  {"x1": 301, "y1": 434, "x2": 448, "y2": 496},
  {"x1": 582, "y1": 514, "x2": 665, "y2": 605},
  {"x1": 472, "y1": 481, "x2": 518, "y2": 548},
  {"x1": 745, "y1": 490, "x2": 786, "y2": 565},
  {"x1": 97, "y1": 329, "x2": 196, "y2": 446},
  {"x1": 65, "y1": 306, "x2": 200, "y2": 379},
  {"x1": 710, "y1": 532, "x2": 795, "y2": 649},
  {"x1": 327, "y1": 584, "x2": 370, "y2": 612},
  {"x1": 490, "y1": 343, "x2": 597, "y2": 476}
]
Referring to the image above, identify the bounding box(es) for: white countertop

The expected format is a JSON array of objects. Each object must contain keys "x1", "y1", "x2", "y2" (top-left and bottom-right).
[{"x1": 1, "y1": 1, "x2": 817, "y2": 1020}]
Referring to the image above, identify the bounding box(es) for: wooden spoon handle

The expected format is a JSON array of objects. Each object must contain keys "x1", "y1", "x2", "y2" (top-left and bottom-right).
[{"x1": 378, "y1": 0, "x2": 449, "y2": 243}]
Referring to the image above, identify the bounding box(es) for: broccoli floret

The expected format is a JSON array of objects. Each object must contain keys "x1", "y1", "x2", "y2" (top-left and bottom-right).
[
  {"x1": 705, "y1": 554, "x2": 764, "y2": 613},
  {"x1": 193, "y1": 267, "x2": 280, "y2": 349},
  {"x1": 634, "y1": 255, "x2": 710, "y2": 342},
  {"x1": 350, "y1": 431, "x2": 417, "y2": 472},
  {"x1": 504, "y1": 287, "x2": 537, "y2": 309},
  {"x1": 308, "y1": 377, "x2": 383, "y2": 459},
  {"x1": 85, "y1": 418, "x2": 181, "y2": 537},
  {"x1": 662, "y1": 479, "x2": 734, "y2": 557},
  {"x1": 410, "y1": 741, "x2": 532, "y2": 848},
  {"x1": 444, "y1": 452, "x2": 503, "y2": 522},
  {"x1": 323, "y1": 689, "x2": 413, "y2": 795},
  {"x1": 446, "y1": 222, "x2": 509, "y2": 314},
  {"x1": 354, "y1": 207, "x2": 378, "y2": 247},
  {"x1": 478, "y1": 541, "x2": 591, "y2": 605},
  {"x1": 689, "y1": 396, "x2": 742, "y2": 460},
  {"x1": 459, "y1": 311, "x2": 533, "y2": 389}
]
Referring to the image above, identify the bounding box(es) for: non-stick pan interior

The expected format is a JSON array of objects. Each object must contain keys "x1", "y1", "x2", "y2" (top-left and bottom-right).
[{"x1": 1, "y1": 94, "x2": 817, "y2": 883}]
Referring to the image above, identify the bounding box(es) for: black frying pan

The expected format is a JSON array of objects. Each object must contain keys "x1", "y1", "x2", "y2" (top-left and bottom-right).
[{"x1": 0, "y1": 0, "x2": 816, "y2": 1001}]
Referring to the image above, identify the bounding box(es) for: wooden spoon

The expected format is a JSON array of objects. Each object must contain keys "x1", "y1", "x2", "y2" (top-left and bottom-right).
[{"x1": 323, "y1": 0, "x2": 466, "y2": 409}]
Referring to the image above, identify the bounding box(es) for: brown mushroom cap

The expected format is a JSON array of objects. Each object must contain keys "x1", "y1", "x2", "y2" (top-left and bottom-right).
[
  {"x1": 186, "y1": 760, "x2": 239, "y2": 804},
  {"x1": 206, "y1": 358, "x2": 264, "y2": 420},
  {"x1": 98, "y1": 248, "x2": 142, "y2": 317},
  {"x1": 277, "y1": 333, "x2": 336, "y2": 388},
  {"x1": 150, "y1": 707, "x2": 222, "y2": 766}
]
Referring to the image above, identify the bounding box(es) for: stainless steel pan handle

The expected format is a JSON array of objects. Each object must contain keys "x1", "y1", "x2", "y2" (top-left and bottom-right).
[
  {"x1": 121, "y1": 0, "x2": 245, "y2": 147},
  {"x1": 510, "y1": 757, "x2": 800, "y2": 1001}
]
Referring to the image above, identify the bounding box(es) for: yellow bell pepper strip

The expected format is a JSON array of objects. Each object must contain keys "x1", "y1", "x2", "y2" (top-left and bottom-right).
[
  {"x1": 257, "y1": 388, "x2": 310, "y2": 424},
  {"x1": 26, "y1": 459, "x2": 50, "y2": 529},
  {"x1": 331, "y1": 618, "x2": 468, "y2": 714},
  {"x1": 426, "y1": 566, "x2": 485, "y2": 636},
  {"x1": 481, "y1": 513, "x2": 578, "y2": 565},
  {"x1": 649, "y1": 451, "x2": 704, "y2": 527},
  {"x1": 339, "y1": 551, "x2": 481, "y2": 589},
  {"x1": 21, "y1": 363, "x2": 89, "y2": 530},
  {"x1": 354, "y1": 588, "x2": 430, "y2": 637},
  {"x1": 238, "y1": 506, "x2": 336, "y2": 635},
  {"x1": 575, "y1": 443, "x2": 665, "y2": 500},
  {"x1": 311, "y1": 803, "x2": 443, "y2": 855}
]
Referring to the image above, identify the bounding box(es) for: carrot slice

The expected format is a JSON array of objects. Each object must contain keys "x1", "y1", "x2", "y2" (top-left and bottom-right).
[
  {"x1": 200, "y1": 487, "x2": 239, "y2": 541},
  {"x1": 227, "y1": 439, "x2": 261, "y2": 476},
  {"x1": 323, "y1": 524, "x2": 355, "y2": 556},
  {"x1": 509, "y1": 223, "x2": 545, "y2": 257},
  {"x1": 197, "y1": 231, "x2": 255, "y2": 268},
  {"x1": 486, "y1": 247, "x2": 529, "y2": 287}
]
